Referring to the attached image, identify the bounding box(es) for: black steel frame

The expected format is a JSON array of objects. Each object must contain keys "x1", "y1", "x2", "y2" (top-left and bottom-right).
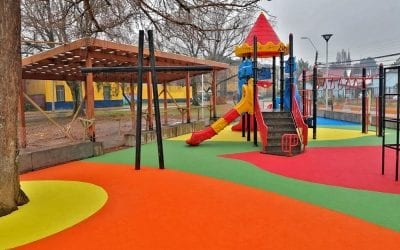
[
  {"x1": 381, "y1": 65, "x2": 400, "y2": 181},
  {"x1": 81, "y1": 30, "x2": 215, "y2": 170}
]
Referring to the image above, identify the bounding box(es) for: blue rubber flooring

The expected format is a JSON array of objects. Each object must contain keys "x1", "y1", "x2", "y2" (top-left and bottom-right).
[{"x1": 317, "y1": 117, "x2": 359, "y2": 126}]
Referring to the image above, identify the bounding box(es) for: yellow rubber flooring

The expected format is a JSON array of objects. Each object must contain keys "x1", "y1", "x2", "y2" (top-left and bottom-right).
[
  {"x1": 0, "y1": 180, "x2": 107, "y2": 249},
  {"x1": 171, "y1": 125, "x2": 371, "y2": 142}
]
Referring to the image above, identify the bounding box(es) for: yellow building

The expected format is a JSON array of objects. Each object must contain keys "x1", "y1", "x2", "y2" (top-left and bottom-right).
[{"x1": 24, "y1": 80, "x2": 191, "y2": 111}]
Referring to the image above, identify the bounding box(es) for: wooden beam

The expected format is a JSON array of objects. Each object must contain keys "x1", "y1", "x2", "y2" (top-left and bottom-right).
[
  {"x1": 212, "y1": 69, "x2": 217, "y2": 118},
  {"x1": 79, "y1": 50, "x2": 137, "y2": 64},
  {"x1": 21, "y1": 37, "x2": 229, "y2": 96},
  {"x1": 130, "y1": 81, "x2": 136, "y2": 132},
  {"x1": 81, "y1": 65, "x2": 215, "y2": 73},
  {"x1": 23, "y1": 37, "x2": 229, "y2": 68},
  {"x1": 185, "y1": 72, "x2": 191, "y2": 123},
  {"x1": 85, "y1": 56, "x2": 95, "y2": 141},
  {"x1": 22, "y1": 38, "x2": 93, "y2": 66}
]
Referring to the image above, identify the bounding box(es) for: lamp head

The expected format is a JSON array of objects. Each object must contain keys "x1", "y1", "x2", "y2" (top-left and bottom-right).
[{"x1": 321, "y1": 34, "x2": 333, "y2": 42}]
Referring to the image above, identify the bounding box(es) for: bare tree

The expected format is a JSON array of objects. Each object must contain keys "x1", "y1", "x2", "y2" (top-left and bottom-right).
[
  {"x1": 154, "y1": 4, "x2": 258, "y2": 105},
  {"x1": 21, "y1": 0, "x2": 262, "y2": 109},
  {"x1": 21, "y1": 0, "x2": 140, "y2": 46},
  {"x1": 0, "y1": 0, "x2": 29, "y2": 217},
  {"x1": 1, "y1": 0, "x2": 263, "y2": 217},
  {"x1": 22, "y1": 0, "x2": 262, "y2": 52},
  {"x1": 126, "y1": 0, "x2": 260, "y2": 31},
  {"x1": 21, "y1": 0, "x2": 140, "y2": 114}
]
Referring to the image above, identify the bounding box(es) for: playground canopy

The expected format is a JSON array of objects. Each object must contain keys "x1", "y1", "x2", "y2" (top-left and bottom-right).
[
  {"x1": 22, "y1": 38, "x2": 228, "y2": 83},
  {"x1": 19, "y1": 38, "x2": 230, "y2": 144},
  {"x1": 234, "y1": 13, "x2": 288, "y2": 58}
]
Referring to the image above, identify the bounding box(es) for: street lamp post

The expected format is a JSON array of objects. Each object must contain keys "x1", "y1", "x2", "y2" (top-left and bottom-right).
[
  {"x1": 322, "y1": 34, "x2": 333, "y2": 110},
  {"x1": 301, "y1": 37, "x2": 318, "y2": 65}
]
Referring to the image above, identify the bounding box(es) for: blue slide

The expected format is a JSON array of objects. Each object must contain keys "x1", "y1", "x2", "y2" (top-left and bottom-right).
[{"x1": 283, "y1": 78, "x2": 302, "y2": 110}]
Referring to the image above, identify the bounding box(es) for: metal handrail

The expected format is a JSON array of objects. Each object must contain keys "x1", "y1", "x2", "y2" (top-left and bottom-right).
[{"x1": 291, "y1": 85, "x2": 308, "y2": 147}]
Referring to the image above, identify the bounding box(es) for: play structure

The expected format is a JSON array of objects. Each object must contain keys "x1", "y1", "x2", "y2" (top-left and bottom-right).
[
  {"x1": 186, "y1": 13, "x2": 308, "y2": 156},
  {"x1": 185, "y1": 80, "x2": 265, "y2": 146}
]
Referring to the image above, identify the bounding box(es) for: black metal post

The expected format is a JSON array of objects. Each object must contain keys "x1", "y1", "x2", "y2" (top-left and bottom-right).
[
  {"x1": 362, "y1": 67, "x2": 367, "y2": 133},
  {"x1": 313, "y1": 65, "x2": 317, "y2": 139},
  {"x1": 135, "y1": 30, "x2": 145, "y2": 170},
  {"x1": 272, "y1": 56, "x2": 276, "y2": 110},
  {"x1": 241, "y1": 114, "x2": 245, "y2": 137},
  {"x1": 314, "y1": 51, "x2": 319, "y2": 66},
  {"x1": 246, "y1": 112, "x2": 251, "y2": 141},
  {"x1": 148, "y1": 30, "x2": 165, "y2": 169},
  {"x1": 289, "y1": 34, "x2": 294, "y2": 112},
  {"x1": 396, "y1": 68, "x2": 400, "y2": 181},
  {"x1": 280, "y1": 52, "x2": 284, "y2": 110},
  {"x1": 253, "y1": 36, "x2": 258, "y2": 146},
  {"x1": 378, "y1": 64, "x2": 384, "y2": 137},
  {"x1": 302, "y1": 69, "x2": 306, "y2": 116},
  {"x1": 381, "y1": 67, "x2": 387, "y2": 176}
]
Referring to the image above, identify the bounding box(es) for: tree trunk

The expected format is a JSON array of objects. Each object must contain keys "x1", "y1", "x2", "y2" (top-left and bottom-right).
[
  {"x1": 66, "y1": 80, "x2": 84, "y2": 116},
  {"x1": 191, "y1": 80, "x2": 199, "y2": 106},
  {"x1": 0, "y1": 0, "x2": 29, "y2": 217}
]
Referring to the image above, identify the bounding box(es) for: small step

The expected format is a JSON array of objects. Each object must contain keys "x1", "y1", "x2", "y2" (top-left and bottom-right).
[
  {"x1": 261, "y1": 110, "x2": 304, "y2": 156},
  {"x1": 262, "y1": 144, "x2": 302, "y2": 156},
  {"x1": 262, "y1": 112, "x2": 292, "y2": 120},
  {"x1": 265, "y1": 119, "x2": 294, "y2": 126},
  {"x1": 268, "y1": 133, "x2": 297, "y2": 140},
  {"x1": 266, "y1": 124, "x2": 296, "y2": 130}
]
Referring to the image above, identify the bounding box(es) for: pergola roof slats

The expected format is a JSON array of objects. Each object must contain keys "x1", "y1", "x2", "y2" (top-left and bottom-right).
[{"x1": 22, "y1": 38, "x2": 229, "y2": 83}]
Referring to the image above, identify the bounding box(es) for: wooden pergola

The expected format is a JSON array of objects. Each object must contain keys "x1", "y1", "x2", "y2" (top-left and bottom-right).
[{"x1": 20, "y1": 38, "x2": 229, "y2": 144}]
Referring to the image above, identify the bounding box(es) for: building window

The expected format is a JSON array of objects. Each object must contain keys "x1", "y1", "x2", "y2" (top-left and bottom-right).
[
  {"x1": 103, "y1": 85, "x2": 111, "y2": 100},
  {"x1": 56, "y1": 85, "x2": 65, "y2": 102}
]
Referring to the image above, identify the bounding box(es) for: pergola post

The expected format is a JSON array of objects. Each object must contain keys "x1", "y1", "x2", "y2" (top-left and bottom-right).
[
  {"x1": 212, "y1": 69, "x2": 217, "y2": 118},
  {"x1": 18, "y1": 80, "x2": 27, "y2": 148},
  {"x1": 185, "y1": 72, "x2": 191, "y2": 123},
  {"x1": 130, "y1": 81, "x2": 136, "y2": 131},
  {"x1": 85, "y1": 56, "x2": 95, "y2": 141}
]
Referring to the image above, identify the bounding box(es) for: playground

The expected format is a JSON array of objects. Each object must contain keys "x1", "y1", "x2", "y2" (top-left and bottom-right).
[
  {"x1": 1, "y1": 120, "x2": 400, "y2": 249},
  {"x1": 2, "y1": 10, "x2": 400, "y2": 250}
]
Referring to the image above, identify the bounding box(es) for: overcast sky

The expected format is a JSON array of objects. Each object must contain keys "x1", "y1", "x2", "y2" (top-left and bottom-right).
[{"x1": 259, "y1": 0, "x2": 400, "y2": 65}]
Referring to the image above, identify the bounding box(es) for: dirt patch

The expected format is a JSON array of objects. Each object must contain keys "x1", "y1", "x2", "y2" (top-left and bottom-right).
[{"x1": 19, "y1": 104, "x2": 233, "y2": 152}]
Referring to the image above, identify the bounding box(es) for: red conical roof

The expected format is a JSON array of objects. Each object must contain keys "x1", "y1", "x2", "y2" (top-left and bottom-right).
[
  {"x1": 244, "y1": 13, "x2": 281, "y2": 45},
  {"x1": 234, "y1": 12, "x2": 288, "y2": 58}
]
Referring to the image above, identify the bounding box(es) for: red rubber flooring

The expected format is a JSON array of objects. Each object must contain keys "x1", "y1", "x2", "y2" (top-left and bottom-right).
[{"x1": 224, "y1": 146, "x2": 400, "y2": 194}]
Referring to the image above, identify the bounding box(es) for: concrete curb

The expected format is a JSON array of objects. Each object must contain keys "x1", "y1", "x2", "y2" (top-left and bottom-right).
[{"x1": 19, "y1": 121, "x2": 206, "y2": 174}]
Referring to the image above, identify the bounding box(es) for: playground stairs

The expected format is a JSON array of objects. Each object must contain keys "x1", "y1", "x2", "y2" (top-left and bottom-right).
[{"x1": 261, "y1": 111, "x2": 302, "y2": 156}]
